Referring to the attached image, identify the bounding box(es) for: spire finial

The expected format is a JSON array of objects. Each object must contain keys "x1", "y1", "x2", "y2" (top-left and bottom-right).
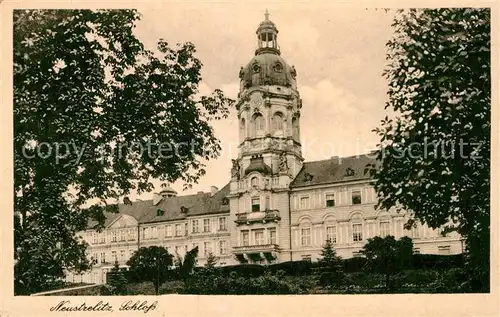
[{"x1": 264, "y1": 9, "x2": 269, "y2": 21}]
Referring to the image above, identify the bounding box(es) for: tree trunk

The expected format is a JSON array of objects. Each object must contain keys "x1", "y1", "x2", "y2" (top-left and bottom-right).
[{"x1": 154, "y1": 281, "x2": 159, "y2": 295}]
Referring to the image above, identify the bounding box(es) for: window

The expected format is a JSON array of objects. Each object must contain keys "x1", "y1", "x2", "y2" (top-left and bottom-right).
[
  {"x1": 144, "y1": 228, "x2": 149, "y2": 240},
  {"x1": 100, "y1": 252, "x2": 106, "y2": 263},
  {"x1": 301, "y1": 228, "x2": 311, "y2": 246},
  {"x1": 204, "y1": 242, "x2": 212, "y2": 256},
  {"x1": 269, "y1": 228, "x2": 277, "y2": 244},
  {"x1": 251, "y1": 176, "x2": 259, "y2": 187},
  {"x1": 255, "y1": 230, "x2": 265, "y2": 245},
  {"x1": 251, "y1": 197, "x2": 260, "y2": 212},
  {"x1": 353, "y1": 224, "x2": 363, "y2": 242},
  {"x1": 302, "y1": 255, "x2": 312, "y2": 262},
  {"x1": 412, "y1": 225, "x2": 419, "y2": 239},
  {"x1": 111, "y1": 251, "x2": 117, "y2": 262},
  {"x1": 120, "y1": 230, "x2": 126, "y2": 241},
  {"x1": 326, "y1": 194, "x2": 335, "y2": 207},
  {"x1": 265, "y1": 196, "x2": 270, "y2": 209},
  {"x1": 326, "y1": 226, "x2": 336, "y2": 243},
  {"x1": 438, "y1": 245, "x2": 451, "y2": 255},
  {"x1": 203, "y1": 219, "x2": 211, "y2": 232},
  {"x1": 218, "y1": 217, "x2": 227, "y2": 231},
  {"x1": 120, "y1": 250, "x2": 125, "y2": 261},
  {"x1": 100, "y1": 232, "x2": 106, "y2": 243},
  {"x1": 253, "y1": 113, "x2": 264, "y2": 134},
  {"x1": 92, "y1": 232, "x2": 98, "y2": 244},
  {"x1": 241, "y1": 230, "x2": 249, "y2": 246},
  {"x1": 151, "y1": 226, "x2": 157, "y2": 239},
  {"x1": 112, "y1": 231, "x2": 117, "y2": 242},
  {"x1": 127, "y1": 229, "x2": 134, "y2": 241},
  {"x1": 272, "y1": 112, "x2": 284, "y2": 131},
  {"x1": 92, "y1": 253, "x2": 98, "y2": 264},
  {"x1": 352, "y1": 191, "x2": 362, "y2": 204},
  {"x1": 165, "y1": 225, "x2": 172, "y2": 237},
  {"x1": 192, "y1": 219, "x2": 199, "y2": 233},
  {"x1": 219, "y1": 240, "x2": 227, "y2": 255},
  {"x1": 300, "y1": 196, "x2": 309, "y2": 209},
  {"x1": 175, "y1": 224, "x2": 182, "y2": 236},
  {"x1": 380, "y1": 221, "x2": 390, "y2": 237}
]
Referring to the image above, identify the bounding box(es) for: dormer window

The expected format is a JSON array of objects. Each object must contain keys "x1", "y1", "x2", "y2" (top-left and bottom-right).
[
  {"x1": 157, "y1": 209, "x2": 165, "y2": 216},
  {"x1": 304, "y1": 172, "x2": 313, "y2": 182},
  {"x1": 222, "y1": 197, "x2": 229, "y2": 205},
  {"x1": 180, "y1": 206, "x2": 188, "y2": 213},
  {"x1": 253, "y1": 63, "x2": 260, "y2": 73},
  {"x1": 345, "y1": 167, "x2": 355, "y2": 177}
]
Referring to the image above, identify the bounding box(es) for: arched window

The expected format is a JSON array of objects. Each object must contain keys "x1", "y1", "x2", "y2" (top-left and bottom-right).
[
  {"x1": 251, "y1": 176, "x2": 259, "y2": 187},
  {"x1": 240, "y1": 118, "x2": 246, "y2": 140},
  {"x1": 350, "y1": 212, "x2": 364, "y2": 242},
  {"x1": 324, "y1": 215, "x2": 337, "y2": 244},
  {"x1": 272, "y1": 112, "x2": 284, "y2": 132},
  {"x1": 253, "y1": 113, "x2": 264, "y2": 135}
]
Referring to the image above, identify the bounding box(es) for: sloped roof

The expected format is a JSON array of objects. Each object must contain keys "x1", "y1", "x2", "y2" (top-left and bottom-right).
[
  {"x1": 290, "y1": 154, "x2": 378, "y2": 188},
  {"x1": 87, "y1": 183, "x2": 231, "y2": 229}
]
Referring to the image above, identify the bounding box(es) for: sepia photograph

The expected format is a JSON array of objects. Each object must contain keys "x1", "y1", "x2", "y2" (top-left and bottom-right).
[{"x1": 4, "y1": 0, "x2": 497, "y2": 309}]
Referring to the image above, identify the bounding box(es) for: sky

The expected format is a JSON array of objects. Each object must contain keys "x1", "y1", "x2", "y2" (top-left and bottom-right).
[{"x1": 130, "y1": 3, "x2": 396, "y2": 199}]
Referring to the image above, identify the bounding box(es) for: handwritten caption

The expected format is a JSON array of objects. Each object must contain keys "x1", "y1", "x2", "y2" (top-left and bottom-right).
[{"x1": 50, "y1": 300, "x2": 158, "y2": 313}]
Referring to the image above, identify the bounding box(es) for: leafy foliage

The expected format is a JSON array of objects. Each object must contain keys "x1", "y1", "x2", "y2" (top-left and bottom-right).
[
  {"x1": 372, "y1": 8, "x2": 490, "y2": 292},
  {"x1": 361, "y1": 236, "x2": 413, "y2": 289},
  {"x1": 204, "y1": 252, "x2": 218, "y2": 269},
  {"x1": 105, "y1": 263, "x2": 129, "y2": 295},
  {"x1": 126, "y1": 246, "x2": 173, "y2": 295},
  {"x1": 13, "y1": 9, "x2": 233, "y2": 294},
  {"x1": 174, "y1": 246, "x2": 199, "y2": 283}
]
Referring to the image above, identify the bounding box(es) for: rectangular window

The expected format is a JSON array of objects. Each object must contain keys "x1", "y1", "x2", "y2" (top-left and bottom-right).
[
  {"x1": 219, "y1": 240, "x2": 227, "y2": 255},
  {"x1": 120, "y1": 250, "x2": 125, "y2": 261},
  {"x1": 127, "y1": 229, "x2": 134, "y2": 241},
  {"x1": 112, "y1": 231, "x2": 117, "y2": 242},
  {"x1": 302, "y1": 255, "x2": 312, "y2": 262},
  {"x1": 203, "y1": 219, "x2": 211, "y2": 232},
  {"x1": 151, "y1": 226, "x2": 157, "y2": 239},
  {"x1": 175, "y1": 224, "x2": 182, "y2": 236},
  {"x1": 204, "y1": 241, "x2": 212, "y2": 256},
  {"x1": 269, "y1": 228, "x2": 277, "y2": 245},
  {"x1": 241, "y1": 230, "x2": 249, "y2": 246},
  {"x1": 192, "y1": 219, "x2": 199, "y2": 233},
  {"x1": 255, "y1": 230, "x2": 264, "y2": 245},
  {"x1": 300, "y1": 196, "x2": 309, "y2": 209},
  {"x1": 92, "y1": 232, "x2": 98, "y2": 244},
  {"x1": 165, "y1": 225, "x2": 172, "y2": 237},
  {"x1": 326, "y1": 226, "x2": 336, "y2": 243},
  {"x1": 120, "y1": 230, "x2": 126, "y2": 241},
  {"x1": 326, "y1": 194, "x2": 335, "y2": 207},
  {"x1": 101, "y1": 252, "x2": 106, "y2": 263},
  {"x1": 352, "y1": 191, "x2": 362, "y2": 205},
  {"x1": 438, "y1": 245, "x2": 451, "y2": 255},
  {"x1": 111, "y1": 251, "x2": 117, "y2": 262},
  {"x1": 218, "y1": 217, "x2": 227, "y2": 231},
  {"x1": 301, "y1": 228, "x2": 311, "y2": 246},
  {"x1": 412, "y1": 225, "x2": 419, "y2": 239},
  {"x1": 100, "y1": 233, "x2": 105, "y2": 244},
  {"x1": 251, "y1": 197, "x2": 260, "y2": 212},
  {"x1": 353, "y1": 224, "x2": 363, "y2": 242},
  {"x1": 380, "y1": 221, "x2": 390, "y2": 237},
  {"x1": 92, "y1": 253, "x2": 98, "y2": 264}
]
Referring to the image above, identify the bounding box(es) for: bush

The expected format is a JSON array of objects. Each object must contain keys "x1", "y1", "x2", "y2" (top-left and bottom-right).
[
  {"x1": 219, "y1": 264, "x2": 266, "y2": 278},
  {"x1": 268, "y1": 261, "x2": 313, "y2": 276},
  {"x1": 412, "y1": 254, "x2": 464, "y2": 270}
]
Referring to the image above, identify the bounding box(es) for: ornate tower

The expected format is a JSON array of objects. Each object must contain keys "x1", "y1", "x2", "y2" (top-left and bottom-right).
[{"x1": 228, "y1": 11, "x2": 303, "y2": 264}]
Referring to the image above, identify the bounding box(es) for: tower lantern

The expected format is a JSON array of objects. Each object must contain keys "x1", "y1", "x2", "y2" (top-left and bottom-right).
[{"x1": 256, "y1": 9, "x2": 280, "y2": 55}]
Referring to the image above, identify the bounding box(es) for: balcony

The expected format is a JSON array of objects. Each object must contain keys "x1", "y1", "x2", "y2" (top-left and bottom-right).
[
  {"x1": 235, "y1": 210, "x2": 281, "y2": 225},
  {"x1": 233, "y1": 244, "x2": 280, "y2": 264}
]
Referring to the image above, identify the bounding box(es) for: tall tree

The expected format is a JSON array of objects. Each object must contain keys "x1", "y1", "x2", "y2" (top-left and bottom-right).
[
  {"x1": 314, "y1": 240, "x2": 344, "y2": 288},
  {"x1": 175, "y1": 246, "x2": 199, "y2": 285},
  {"x1": 126, "y1": 246, "x2": 174, "y2": 295},
  {"x1": 372, "y1": 8, "x2": 490, "y2": 292},
  {"x1": 13, "y1": 9, "x2": 233, "y2": 294}
]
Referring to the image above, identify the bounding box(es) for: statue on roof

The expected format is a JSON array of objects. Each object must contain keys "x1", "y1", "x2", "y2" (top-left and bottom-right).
[
  {"x1": 279, "y1": 152, "x2": 288, "y2": 173},
  {"x1": 231, "y1": 159, "x2": 241, "y2": 180}
]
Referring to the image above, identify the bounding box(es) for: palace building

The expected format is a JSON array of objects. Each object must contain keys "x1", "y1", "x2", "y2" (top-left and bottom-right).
[{"x1": 66, "y1": 13, "x2": 463, "y2": 284}]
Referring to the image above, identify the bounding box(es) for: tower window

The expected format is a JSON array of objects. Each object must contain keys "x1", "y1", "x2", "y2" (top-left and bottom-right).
[
  {"x1": 251, "y1": 176, "x2": 259, "y2": 187},
  {"x1": 252, "y1": 64, "x2": 260, "y2": 73},
  {"x1": 272, "y1": 112, "x2": 284, "y2": 131},
  {"x1": 253, "y1": 113, "x2": 264, "y2": 134},
  {"x1": 251, "y1": 197, "x2": 260, "y2": 212},
  {"x1": 273, "y1": 62, "x2": 283, "y2": 73}
]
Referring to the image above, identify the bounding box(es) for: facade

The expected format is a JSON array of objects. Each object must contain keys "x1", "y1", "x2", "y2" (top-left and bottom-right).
[{"x1": 66, "y1": 13, "x2": 463, "y2": 284}]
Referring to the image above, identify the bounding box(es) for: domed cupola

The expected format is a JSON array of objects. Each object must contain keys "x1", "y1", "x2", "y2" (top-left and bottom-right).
[{"x1": 239, "y1": 10, "x2": 297, "y2": 90}]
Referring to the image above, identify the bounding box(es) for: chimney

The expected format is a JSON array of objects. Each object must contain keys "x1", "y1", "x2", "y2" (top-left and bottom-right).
[
  {"x1": 331, "y1": 156, "x2": 342, "y2": 163},
  {"x1": 210, "y1": 186, "x2": 218, "y2": 197}
]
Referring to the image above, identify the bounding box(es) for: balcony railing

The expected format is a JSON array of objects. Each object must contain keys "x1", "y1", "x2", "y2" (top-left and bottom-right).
[
  {"x1": 233, "y1": 243, "x2": 279, "y2": 254},
  {"x1": 235, "y1": 210, "x2": 280, "y2": 225}
]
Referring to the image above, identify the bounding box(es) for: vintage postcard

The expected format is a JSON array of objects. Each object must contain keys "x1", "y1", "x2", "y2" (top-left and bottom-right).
[{"x1": 0, "y1": 0, "x2": 498, "y2": 316}]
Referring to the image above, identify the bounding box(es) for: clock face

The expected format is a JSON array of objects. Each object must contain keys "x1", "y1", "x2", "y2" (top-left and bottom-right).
[{"x1": 250, "y1": 93, "x2": 263, "y2": 107}]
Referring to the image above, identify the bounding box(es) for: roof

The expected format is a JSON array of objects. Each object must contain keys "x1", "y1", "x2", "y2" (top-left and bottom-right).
[
  {"x1": 290, "y1": 154, "x2": 378, "y2": 188},
  {"x1": 87, "y1": 183, "x2": 230, "y2": 229}
]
